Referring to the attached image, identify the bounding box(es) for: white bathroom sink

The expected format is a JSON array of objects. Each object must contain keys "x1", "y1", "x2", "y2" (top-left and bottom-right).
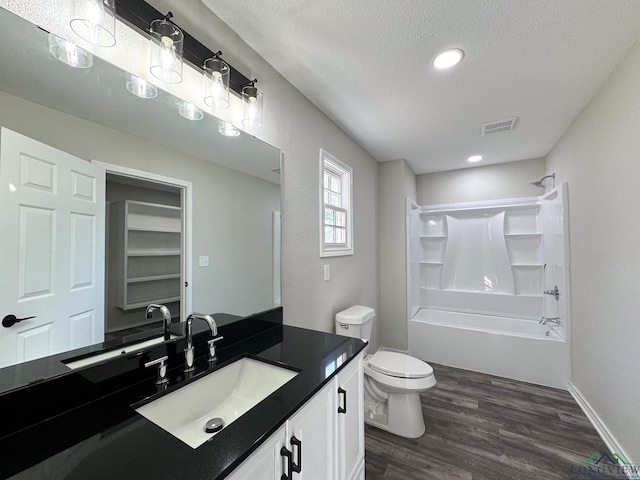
[
  {"x1": 135, "y1": 357, "x2": 298, "y2": 449},
  {"x1": 64, "y1": 335, "x2": 178, "y2": 370}
]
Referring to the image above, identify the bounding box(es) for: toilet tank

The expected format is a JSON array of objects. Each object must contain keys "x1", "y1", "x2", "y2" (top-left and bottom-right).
[{"x1": 335, "y1": 305, "x2": 375, "y2": 343}]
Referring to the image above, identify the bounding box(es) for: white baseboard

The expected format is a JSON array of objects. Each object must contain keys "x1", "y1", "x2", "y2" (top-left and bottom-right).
[{"x1": 568, "y1": 382, "x2": 635, "y2": 474}]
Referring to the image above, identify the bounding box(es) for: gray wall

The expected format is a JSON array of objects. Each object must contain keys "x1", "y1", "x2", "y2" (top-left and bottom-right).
[
  {"x1": 379, "y1": 160, "x2": 416, "y2": 351},
  {"x1": 546, "y1": 40, "x2": 640, "y2": 463},
  {"x1": 416, "y1": 158, "x2": 546, "y2": 205},
  {"x1": 145, "y1": 0, "x2": 381, "y2": 333},
  {"x1": 3, "y1": 0, "x2": 381, "y2": 336}
]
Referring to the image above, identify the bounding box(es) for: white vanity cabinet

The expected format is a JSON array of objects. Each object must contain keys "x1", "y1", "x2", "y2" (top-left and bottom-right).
[
  {"x1": 336, "y1": 354, "x2": 365, "y2": 480},
  {"x1": 226, "y1": 352, "x2": 364, "y2": 480}
]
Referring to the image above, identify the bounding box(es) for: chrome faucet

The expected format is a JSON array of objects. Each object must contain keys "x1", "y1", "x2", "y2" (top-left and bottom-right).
[
  {"x1": 539, "y1": 316, "x2": 561, "y2": 325},
  {"x1": 184, "y1": 313, "x2": 223, "y2": 372},
  {"x1": 146, "y1": 304, "x2": 172, "y2": 341}
]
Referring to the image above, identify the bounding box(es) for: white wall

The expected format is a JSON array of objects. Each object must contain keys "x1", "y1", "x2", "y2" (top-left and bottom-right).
[
  {"x1": 0, "y1": 90, "x2": 280, "y2": 319},
  {"x1": 546, "y1": 40, "x2": 640, "y2": 463},
  {"x1": 379, "y1": 159, "x2": 416, "y2": 351},
  {"x1": 416, "y1": 158, "x2": 545, "y2": 205}
]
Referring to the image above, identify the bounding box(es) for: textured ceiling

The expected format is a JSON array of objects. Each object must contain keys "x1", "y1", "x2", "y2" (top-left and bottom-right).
[{"x1": 198, "y1": 0, "x2": 640, "y2": 174}]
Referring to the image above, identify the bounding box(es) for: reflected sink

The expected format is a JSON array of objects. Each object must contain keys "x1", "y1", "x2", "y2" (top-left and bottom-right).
[
  {"x1": 64, "y1": 335, "x2": 178, "y2": 370},
  {"x1": 135, "y1": 357, "x2": 298, "y2": 449}
]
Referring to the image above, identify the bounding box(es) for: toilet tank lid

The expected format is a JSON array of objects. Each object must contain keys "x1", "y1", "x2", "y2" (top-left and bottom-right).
[{"x1": 335, "y1": 305, "x2": 375, "y2": 324}]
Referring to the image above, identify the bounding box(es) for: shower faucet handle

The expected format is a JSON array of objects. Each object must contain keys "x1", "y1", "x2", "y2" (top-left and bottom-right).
[
  {"x1": 539, "y1": 316, "x2": 561, "y2": 326},
  {"x1": 543, "y1": 285, "x2": 560, "y2": 300}
]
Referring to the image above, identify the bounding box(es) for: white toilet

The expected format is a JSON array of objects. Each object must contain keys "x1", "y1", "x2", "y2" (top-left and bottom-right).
[{"x1": 335, "y1": 305, "x2": 436, "y2": 438}]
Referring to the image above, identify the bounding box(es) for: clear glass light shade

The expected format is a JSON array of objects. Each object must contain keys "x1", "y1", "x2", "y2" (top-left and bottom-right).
[
  {"x1": 241, "y1": 85, "x2": 263, "y2": 128},
  {"x1": 149, "y1": 19, "x2": 184, "y2": 84},
  {"x1": 125, "y1": 73, "x2": 157, "y2": 99},
  {"x1": 218, "y1": 121, "x2": 240, "y2": 137},
  {"x1": 70, "y1": 0, "x2": 116, "y2": 47},
  {"x1": 48, "y1": 33, "x2": 93, "y2": 68},
  {"x1": 203, "y1": 57, "x2": 230, "y2": 109},
  {"x1": 178, "y1": 101, "x2": 203, "y2": 121}
]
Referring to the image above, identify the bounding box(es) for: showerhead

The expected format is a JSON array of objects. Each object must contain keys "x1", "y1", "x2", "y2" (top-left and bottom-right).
[{"x1": 530, "y1": 173, "x2": 555, "y2": 188}]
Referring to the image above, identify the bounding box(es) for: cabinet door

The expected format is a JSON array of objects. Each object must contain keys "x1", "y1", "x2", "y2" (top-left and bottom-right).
[
  {"x1": 337, "y1": 353, "x2": 364, "y2": 480},
  {"x1": 287, "y1": 380, "x2": 337, "y2": 480},
  {"x1": 226, "y1": 426, "x2": 286, "y2": 480}
]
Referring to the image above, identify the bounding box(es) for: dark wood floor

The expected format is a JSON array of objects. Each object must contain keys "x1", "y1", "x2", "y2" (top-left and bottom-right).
[{"x1": 365, "y1": 363, "x2": 614, "y2": 479}]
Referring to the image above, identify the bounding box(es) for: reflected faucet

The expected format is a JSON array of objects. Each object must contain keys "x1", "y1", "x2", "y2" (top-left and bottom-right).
[
  {"x1": 146, "y1": 304, "x2": 172, "y2": 341},
  {"x1": 184, "y1": 313, "x2": 223, "y2": 372}
]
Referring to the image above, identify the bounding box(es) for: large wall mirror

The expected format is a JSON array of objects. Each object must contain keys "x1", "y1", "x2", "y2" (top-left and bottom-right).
[{"x1": 0, "y1": 6, "x2": 282, "y2": 385}]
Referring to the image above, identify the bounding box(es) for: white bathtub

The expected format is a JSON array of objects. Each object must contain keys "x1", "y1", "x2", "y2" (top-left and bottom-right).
[{"x1": 408, "y1": 308, "x2": 571, "y2": 389}]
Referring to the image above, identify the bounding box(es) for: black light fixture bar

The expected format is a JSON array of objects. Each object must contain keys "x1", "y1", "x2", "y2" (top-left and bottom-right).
[{"x1": 115, "y1": 0, "x2": 252, "y2": 96}]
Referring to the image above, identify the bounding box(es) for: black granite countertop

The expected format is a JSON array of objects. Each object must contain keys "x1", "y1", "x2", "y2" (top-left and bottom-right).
[{"x1": 0, "y1": 312, "x2": 366, "y2": 480}]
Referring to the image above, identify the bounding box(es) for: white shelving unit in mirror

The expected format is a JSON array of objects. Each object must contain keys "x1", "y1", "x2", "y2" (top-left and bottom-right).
[{"x1": 112, "y1": 200, "x2": 182, "y2": 310}]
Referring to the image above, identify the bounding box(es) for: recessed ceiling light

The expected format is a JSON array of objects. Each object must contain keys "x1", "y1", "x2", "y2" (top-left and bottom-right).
[
  {"x1": 433, "y1": 48, "x2": 464, "y2": 70},
  {"x1": 467, "y1": 155, "x2": 483, "y2": 163}
]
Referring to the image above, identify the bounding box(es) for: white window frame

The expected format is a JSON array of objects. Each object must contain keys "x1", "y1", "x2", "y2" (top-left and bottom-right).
[{"x1": 320, "y1": 149, "x2": 353, "y2": 257}]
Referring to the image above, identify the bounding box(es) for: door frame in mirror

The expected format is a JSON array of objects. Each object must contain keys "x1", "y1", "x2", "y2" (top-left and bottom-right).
[{"x1": 93, "y1": 160, "x2": 193, "y2": 323}]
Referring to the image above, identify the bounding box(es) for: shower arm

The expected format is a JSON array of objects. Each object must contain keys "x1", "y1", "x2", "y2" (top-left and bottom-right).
[{"x1": 530, "y1": 173, "x2": 556, "y2": 188}]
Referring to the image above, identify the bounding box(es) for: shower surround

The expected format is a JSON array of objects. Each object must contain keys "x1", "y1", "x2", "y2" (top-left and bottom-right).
[{"x1": 407, "y1": 184, "x2": 570, "y2": 388}]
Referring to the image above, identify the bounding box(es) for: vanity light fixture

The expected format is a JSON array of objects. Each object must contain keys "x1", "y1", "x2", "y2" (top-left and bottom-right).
[
  {"x1": 218, "y1": 121, "x2": 240, "y2": 137},
  {"x1": 178, "y1": 100, "x2": 203, "y2": 121},
  {"x1": 203, "y1": 52, "x2": 230, "y2": 110},
  {"x1": 433, "y1": 48, "x2": 464, "y2": 70},
  {"x1": 149, "y1": 12, "x2": 184, "y2": 84},
  {"x1": 125, "y1": 73, "x2": 157, "y2": 98},
  {"x1": 467, "y1": 155, "x2": 483, "y2": 163},
  {"x1": 70, "y1": 0, "x2": 116, "y2": 47},
  {"x1": 48, "y1": 33, "x2": 93, "y2": 68},
  {"x1": 241, "y1": 80, "x2": 263, "y2": 128},
  {"x1": 116, "y1": 1, "x2": 263, "y2": 122}
]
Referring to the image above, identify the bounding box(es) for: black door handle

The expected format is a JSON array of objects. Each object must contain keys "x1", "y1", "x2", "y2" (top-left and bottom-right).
[
  {"x1": 338, "y1": 387, "x2": 347, "y2": 414},
  {"x1": 280, "y1": 445, "x2": 293, "y2": 480},
  {"x1": 290, "y1": 435, "x2": 302, "y2": 473},
  {"x1": 2, "y1": 315, "x2": 36, "y2": 328}
]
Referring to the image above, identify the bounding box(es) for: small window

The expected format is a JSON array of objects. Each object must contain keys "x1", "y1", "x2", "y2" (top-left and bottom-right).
[{"x1": 320, "y1": 149, "x2": 353, "y2": 257}]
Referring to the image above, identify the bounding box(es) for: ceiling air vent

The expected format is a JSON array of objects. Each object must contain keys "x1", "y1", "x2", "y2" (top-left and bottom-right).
[{"x1": 481, "y1": 117, "x2": 518, "y2": 136}]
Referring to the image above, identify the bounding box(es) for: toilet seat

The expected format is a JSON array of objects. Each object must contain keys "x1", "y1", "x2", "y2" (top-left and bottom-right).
[{"x1": 368, "y1": 350, "x2": 433, "y2": 379}]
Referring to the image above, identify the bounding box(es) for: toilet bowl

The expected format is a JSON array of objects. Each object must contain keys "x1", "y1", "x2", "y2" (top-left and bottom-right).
[{"x1": 335, "y1": 306, "x2": 436, "y2": 438}]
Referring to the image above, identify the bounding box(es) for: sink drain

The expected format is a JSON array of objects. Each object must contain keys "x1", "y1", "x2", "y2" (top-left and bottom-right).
[{"x1": 205, "y1": 417, "x2": 224, "y2": 434}]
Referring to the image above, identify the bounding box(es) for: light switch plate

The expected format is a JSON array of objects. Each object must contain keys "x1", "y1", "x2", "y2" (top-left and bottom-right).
[{"x1": 323, "y1": 264, "x2": 330, "y2": 281}]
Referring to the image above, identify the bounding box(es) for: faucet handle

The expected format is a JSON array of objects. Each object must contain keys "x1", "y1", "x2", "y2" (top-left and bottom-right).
[
  {"x1": 207, "y1": 336, "x2": 224, "y2": 362},
  {"x1": 145, "y1": 355, "x2": 169, "y2": 385}
]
